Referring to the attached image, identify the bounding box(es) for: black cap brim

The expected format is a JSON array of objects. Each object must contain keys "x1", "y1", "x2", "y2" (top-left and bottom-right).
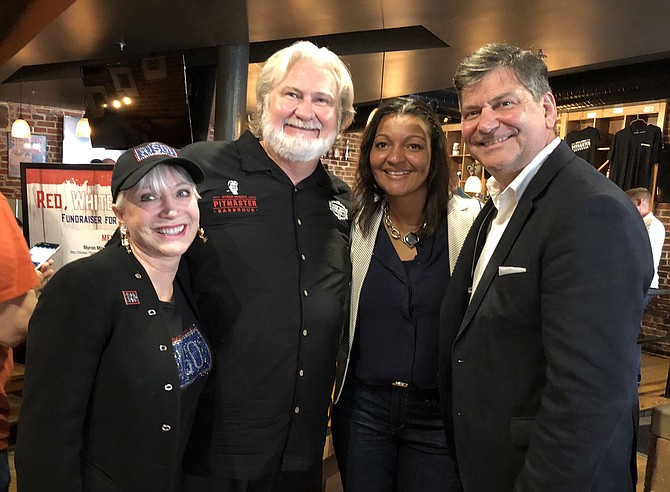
[{"x1": 112, "y1": 156, "x2": 204, "y2": 200}]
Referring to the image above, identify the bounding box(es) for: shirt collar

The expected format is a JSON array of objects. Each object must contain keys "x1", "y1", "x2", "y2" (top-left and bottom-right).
[
  {"x1": 643, "y1": 213, "x2": 654, "y2": 226},
  {"x1": 237, "y1": 130, "x2": 341, "y2": 193},
  {"x1": 486, "y1": 137, "x2": 561, "y2": 211}
]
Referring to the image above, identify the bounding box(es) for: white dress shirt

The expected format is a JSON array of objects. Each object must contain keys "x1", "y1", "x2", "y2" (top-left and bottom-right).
[{"x1": 471, "y1": 137, "x2": 561, "y2": 298}]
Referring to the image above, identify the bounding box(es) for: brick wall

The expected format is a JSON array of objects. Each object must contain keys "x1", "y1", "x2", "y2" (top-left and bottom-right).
[
  {"x1": 643, "y1": 202, "x2": 670, "y2": 356},
  {"x1": 1, "y1": 101, "x2": 83, "y2": 199},
  {"x1": 641, "y1": 109, "x2": 670, "y2": 356},
  {"x1": 322, "y1": 131, "x2": 362, "y2": 188}
]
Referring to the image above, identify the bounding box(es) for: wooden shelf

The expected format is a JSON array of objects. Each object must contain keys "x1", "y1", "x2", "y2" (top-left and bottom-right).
[
  {"x1": 558, "y1": 100, "x2": 666, "y2": 160},
  {"x1": 558, "y1": 100, "x2": 666, "y2": 207}
]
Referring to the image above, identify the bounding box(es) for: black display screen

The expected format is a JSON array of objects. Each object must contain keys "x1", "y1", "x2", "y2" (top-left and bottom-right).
[{"x1": 81, "y1": 54, "x2": 193, "y2": 150}]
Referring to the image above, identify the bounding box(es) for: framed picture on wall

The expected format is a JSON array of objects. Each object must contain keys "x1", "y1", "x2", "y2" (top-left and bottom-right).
[
  {"x1": 84, "y1": 85, "x2": 107, "y2": 118},
  {"x1": 8, "y1": 134, "x2": 47, "y2": 178},
  {"x1": 108, "y1": 66, "x2": 139, "y2": 97}
]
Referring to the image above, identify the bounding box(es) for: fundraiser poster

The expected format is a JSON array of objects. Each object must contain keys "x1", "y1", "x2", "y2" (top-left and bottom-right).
[{"x1": 21, "y1": 163, "x2": 116, "y2": 269}]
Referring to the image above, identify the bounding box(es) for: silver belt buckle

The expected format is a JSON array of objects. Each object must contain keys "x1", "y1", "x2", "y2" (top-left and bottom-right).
[{"x1": 392, "y1": 381, "x2": 409, "y2": 388}]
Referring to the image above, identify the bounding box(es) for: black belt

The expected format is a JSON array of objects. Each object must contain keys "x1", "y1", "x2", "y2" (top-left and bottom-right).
[
  {"x1": 391, "y1": 380, "x2": 440, "y2": 399},
  {"x1": 354, "y1": 377, "x2": 439, "y2": 398}
]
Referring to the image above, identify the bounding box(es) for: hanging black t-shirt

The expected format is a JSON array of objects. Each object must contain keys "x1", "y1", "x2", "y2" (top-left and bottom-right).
[
  {"x1": 608, "y1": 124, "x2": 663, "y2": 190},
  {"x1": 565, "y1": 126, "x2": 601, "y2": 166}
]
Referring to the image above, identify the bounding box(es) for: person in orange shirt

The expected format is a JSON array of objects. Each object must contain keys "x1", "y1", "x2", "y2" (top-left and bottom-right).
[{"x1": 0, "y1": 192, "x2": 53, "y2": 492}]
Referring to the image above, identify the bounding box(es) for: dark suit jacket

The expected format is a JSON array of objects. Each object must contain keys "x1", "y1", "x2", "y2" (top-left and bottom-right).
[
  {"x1": 16, "y1": 244, "x2": 206, "y2": 491},
  {"x1": 439, "y1": 142, "x2": 653, "y2": 492}
]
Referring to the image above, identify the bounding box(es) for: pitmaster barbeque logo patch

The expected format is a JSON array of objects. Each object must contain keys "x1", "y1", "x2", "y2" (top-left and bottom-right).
[
  {"x1": 212, "y1": 194, "x2": 258, "y2": 214},
  {"x1": 329, "y1": 200, "x2": 348, "y2": 221}
]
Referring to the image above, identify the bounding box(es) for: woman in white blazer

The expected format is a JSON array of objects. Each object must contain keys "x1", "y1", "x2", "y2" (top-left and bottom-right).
[{"x1": 331, "y1": 98, "x2": 479, "y2": 491}]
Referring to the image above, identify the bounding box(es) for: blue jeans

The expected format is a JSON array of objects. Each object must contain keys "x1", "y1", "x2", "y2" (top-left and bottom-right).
[{"x1": 331, "y1": 378, "x2": 462, "y2": 492}]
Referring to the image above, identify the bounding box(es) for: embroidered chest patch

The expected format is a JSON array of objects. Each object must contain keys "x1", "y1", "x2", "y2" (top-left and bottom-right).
[
  {"x1": 329, "y1": 200, "x2": 348, "y2": 221},
  {"x1": 211, "y1": 194, "x2": 258, "y2": 214}
]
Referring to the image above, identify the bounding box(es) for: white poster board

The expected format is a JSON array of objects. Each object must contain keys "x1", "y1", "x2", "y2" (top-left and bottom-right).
[{"x1": 20, "y1": 163, "x2": 116, "y2": 269}]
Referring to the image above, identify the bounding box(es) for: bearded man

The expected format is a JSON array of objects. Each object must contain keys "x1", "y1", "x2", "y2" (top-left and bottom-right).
[{"x1": 181, "y1": 41, "x2": 355, "y2": 492}]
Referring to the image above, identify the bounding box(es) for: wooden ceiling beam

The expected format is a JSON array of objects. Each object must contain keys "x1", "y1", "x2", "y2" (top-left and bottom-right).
[{"x1": 0, "y1": 0, "x2": 76, "y2": 68}]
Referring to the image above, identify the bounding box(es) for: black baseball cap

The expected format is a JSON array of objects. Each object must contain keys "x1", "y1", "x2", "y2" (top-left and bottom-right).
[{"x1": 111, "y1": 142, "x2": 204, "y2": 200}]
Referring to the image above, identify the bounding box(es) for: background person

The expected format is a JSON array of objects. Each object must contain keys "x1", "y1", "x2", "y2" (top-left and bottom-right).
[
  {"x1": 0, "y1": 193, "x2": 53, "y2": 492},
  {"x1": 331, "y1": 97, "x2": 477, "y2": 491},
  {"x1": 439, "y1": 43, "x2": 652, "y2": 491},
  {"x1": 626, "y1": 187, "x2": 666, "y2": 305},
  {"x1": 0, "y1": 195, "x2": 53, "y2": 348},
  {"x1": 16, "y1": 142, "x2": 211, "y2": 491},
  {"x1": 180, "y1": 41, "x2": 354, "y2": 492}
]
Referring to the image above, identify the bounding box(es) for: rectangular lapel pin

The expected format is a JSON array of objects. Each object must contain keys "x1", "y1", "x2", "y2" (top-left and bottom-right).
[{"x1": 122, "y1": 290, "x2": 140, "y2": 305}]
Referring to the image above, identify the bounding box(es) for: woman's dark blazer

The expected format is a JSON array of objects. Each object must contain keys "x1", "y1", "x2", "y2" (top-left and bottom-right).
[{"x1": 16, "y1": 243, "x2": 203, "y2": 491}]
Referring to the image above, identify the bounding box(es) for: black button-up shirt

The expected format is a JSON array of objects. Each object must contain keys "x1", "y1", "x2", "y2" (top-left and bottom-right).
[{"x1": 182, "y1": 131, "x2": 351, "y2": 478}]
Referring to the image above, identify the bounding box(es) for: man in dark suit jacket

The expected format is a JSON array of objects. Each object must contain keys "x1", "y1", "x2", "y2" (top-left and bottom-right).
[{"x1": 439, "y1": 43, "x2": 653, "y2": 492}]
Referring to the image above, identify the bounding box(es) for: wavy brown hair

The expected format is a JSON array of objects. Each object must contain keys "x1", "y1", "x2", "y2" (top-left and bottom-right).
[{"x1": 354, "y1": 97, "x2": 451, "y2": 237}]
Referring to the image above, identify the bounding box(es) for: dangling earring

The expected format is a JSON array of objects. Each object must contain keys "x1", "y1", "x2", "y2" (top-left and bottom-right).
[
  {"x1": 120, "y1": 226, "x2": 132, "y2": 254},
  {"x1": 197, "y1": 226, "x2": 208, "y2": 243}
]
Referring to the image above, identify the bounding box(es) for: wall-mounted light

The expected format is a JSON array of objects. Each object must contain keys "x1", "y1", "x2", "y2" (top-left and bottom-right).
[{"x1": 11, "y1": 81, "x2": 31, "y2": 139}]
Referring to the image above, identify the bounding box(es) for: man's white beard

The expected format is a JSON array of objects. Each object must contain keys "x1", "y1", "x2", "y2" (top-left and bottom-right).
[{"x1": 261, "y1": 112, "x2": 337, "y2": 163}]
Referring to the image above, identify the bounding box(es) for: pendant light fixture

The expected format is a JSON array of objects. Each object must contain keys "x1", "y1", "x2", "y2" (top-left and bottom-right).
[
  {"x1": 463, "y1": 163, "x2": 483, "y2": 194},
  {"x1": 11, "y1": 81, "x2": 31, "y2": 139},
  {"x1": 464, "y1": 175, "x2": 483, "y2": 194},
  {"x1": 75, "y1": 117, "x2": 91, "y2": 138}
]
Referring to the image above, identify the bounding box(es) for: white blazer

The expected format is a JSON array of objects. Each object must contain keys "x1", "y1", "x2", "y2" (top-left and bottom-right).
[{"x1": 333, "y1": 194, "x2": 480, "y2": 403}]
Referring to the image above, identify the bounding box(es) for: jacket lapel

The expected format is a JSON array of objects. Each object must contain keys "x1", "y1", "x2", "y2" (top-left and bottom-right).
[
  {"x1": 443, "y1": 199, "x2": 494, "y2": 337},
  {"x1": 447, "y1": 195, "x2": 480, "y2": 274},
  {"x1": 456, "y1": 142, "x2": 572, "y2": 339},
  {"x1": 348, "y1": 205, "x2": 383, "y2": 351},
  {"x1": 333, "y1": 205, "x2": 382, "y2": 404}
]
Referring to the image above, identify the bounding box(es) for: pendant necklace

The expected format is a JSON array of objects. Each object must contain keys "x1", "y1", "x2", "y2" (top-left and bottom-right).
[{"x1": 383, "y1": 204, "x2": 424, "y2": 249}]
